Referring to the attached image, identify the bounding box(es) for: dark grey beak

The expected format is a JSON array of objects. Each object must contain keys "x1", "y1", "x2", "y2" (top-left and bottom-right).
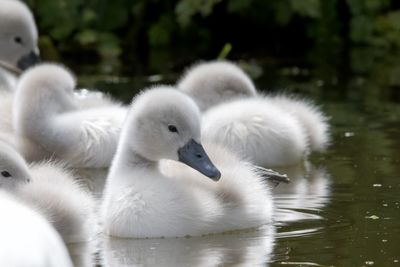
[
  {"x1": 178, "y1": 139, "x2": 221, "y2": 181},
  {"x1": 17, "y1": 51, "x2": 41, "y2": 71}
]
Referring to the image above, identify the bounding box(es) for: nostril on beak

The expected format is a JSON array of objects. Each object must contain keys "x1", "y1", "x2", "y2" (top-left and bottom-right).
[{"x1": 196, "y1": 154, "x2": 202, "y2": 158}]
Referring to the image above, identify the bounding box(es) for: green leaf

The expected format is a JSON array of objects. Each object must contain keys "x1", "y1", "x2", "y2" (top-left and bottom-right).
[
  {"x1": 81, "y1": 8, "x2": 97, "y2": 27},
  {"x1": 217, "y1": 43, "x2": 232, "y2": 59},
  {"x1": 97, "y1": 33, "x2": 121, "y2": 59},
  {"x1": 148, "y1": 15, "x2": 174, "y2": 47},
  {"x1": 75, "y1": 30, "x2": 98, "y2": 45}
]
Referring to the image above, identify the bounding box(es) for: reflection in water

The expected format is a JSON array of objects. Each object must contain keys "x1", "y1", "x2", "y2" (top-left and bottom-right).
[
  {"x1": 68, "y1": 169, "x2": 106, "y2": 267},
  {"x1": 101, "y1": 225, "x2": 275, "y2": 267},
  {"x1": 273, "y1": 162, "x2": 331, "y2": 223},
  {"x1": 270, "y1": 162, "x2": 331, "y2": 265},
  {"x1": 68, "y1": 240, "x2": 97, "y2": 267}
]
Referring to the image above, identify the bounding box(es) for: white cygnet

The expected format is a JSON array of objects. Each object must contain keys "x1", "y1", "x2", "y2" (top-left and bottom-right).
[
  {"x1": 177, "y1": 60, "x2": 330, "y2": 167},
  {"x1": 13, "y1": 63, "x2": 127, "y2": 167},
  {"x1": 0, "y1": 191, "x2": 73, "y2": 267},
  {"x1": 0, "y1": 139, "x2": 96, "y2": 243},
  {"x1": 102, "y1": 86, "x2": 273, "y2": 238},
  {"x1": 0, "y1": 0, "x2": 40, "y2": 91}
]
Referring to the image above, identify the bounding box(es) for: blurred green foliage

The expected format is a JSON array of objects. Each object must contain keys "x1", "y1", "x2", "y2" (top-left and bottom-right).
[{"x1": 24, "y1": 0, "x2": 400, "y2": 73}]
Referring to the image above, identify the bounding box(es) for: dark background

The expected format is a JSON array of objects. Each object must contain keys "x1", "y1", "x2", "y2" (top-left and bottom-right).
[{"x1": 24, "y1": 0, "x2": 400, "y2": 77}]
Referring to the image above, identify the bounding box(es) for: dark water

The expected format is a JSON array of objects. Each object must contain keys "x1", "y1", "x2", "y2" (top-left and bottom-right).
[{"x1": 74, "y1": 60, "x2": 400, "y2": 267}]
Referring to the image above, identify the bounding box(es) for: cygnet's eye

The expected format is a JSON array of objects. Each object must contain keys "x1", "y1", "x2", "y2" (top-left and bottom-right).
[
  {"x1": 168, "y1": 125, "x2": 179, "y2": 133},
  {"x1": 14, "y1": 36, "x2": 23, "y2": 45},
  {"x1": 1, "y1": 171, "x2": 12, "y2": 178}
]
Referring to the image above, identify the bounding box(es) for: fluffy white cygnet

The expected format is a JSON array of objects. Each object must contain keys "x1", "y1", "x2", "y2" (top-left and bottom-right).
[
  {"x1": 0, "y1": 0, "x2": 40, "y2": 91},
  {"x1": 177, "y1": 60, "x2": 257, "y2": 111},
  {"x1": 177, "y1": 60, "x2": 330, "y2": 167},
  {"x1": 0, "y1": 140, "x2": 96, "y2": 243},
  {"x1": 0, "y1": 191, "x2": 73, "y2": 267},
  {"x1": 102, "y1": 86, "x2": 273, "y2": 238},
  {"x1": 13, "y1": 63, "x2": 127, "y2": 167}
]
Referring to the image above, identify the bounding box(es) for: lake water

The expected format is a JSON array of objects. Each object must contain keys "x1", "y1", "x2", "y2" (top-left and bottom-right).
[{"x1": 72, "y1": 60, "x2": 400, "y2": 266}]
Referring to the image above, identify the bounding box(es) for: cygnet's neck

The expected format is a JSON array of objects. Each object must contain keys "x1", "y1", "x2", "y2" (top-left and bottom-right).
[
  {"x1": 0, "y1": 65, "x2": 17, "y2": 90},
  {"x1": 127, "y1": 149, "x2": 157, "y2": 170},
  {"x1": 0, "y1": 60, "x2": 20, "y2": 75},
  {"x1": 113, "y1": 142, "x2": 158, "y2": 175}
]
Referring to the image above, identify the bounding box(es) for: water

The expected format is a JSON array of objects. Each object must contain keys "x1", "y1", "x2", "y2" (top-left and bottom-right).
[{"x1": 73, "y1": 60, "x2": 400, "y2": 266}]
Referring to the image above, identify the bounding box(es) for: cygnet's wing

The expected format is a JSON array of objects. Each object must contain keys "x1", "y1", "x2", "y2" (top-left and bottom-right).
[
  {"x1": 253, "y1": 165, "x2": 290, "y2": 187},
  {"x1": 56, "y1": 106, "x2": 127, "y2": 168}
]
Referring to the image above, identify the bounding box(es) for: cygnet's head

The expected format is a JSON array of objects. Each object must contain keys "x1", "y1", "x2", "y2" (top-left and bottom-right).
[
  {"x1": 0, "y1": 0, "x2": 40, "y2": 72},
  {"x1": 123, "y1": 86, "x2": 221, "y2": 180},
  {"x1": 0, "y1": 141, "x2": 31, "y2": 190},
  {"x1": 14, "y1": 63, "x2": 77, "y2": 133},
  {"x1": 177, "y1": 60, "x2": 257, "y2": 111},
  {"x1": 17, "y1": 63, "x2": 76, "y2": 94},
  {"x1": 16, "y1": 63, "x2": 76, "y2": 109}
]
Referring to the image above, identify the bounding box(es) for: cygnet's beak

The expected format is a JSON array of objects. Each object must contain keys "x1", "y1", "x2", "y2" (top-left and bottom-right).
[
  {"x1": 178, "y1": 139, "x2": 221, "y2": 181},
  {"x1": 17, "y1": 51, "x2": 41, "y2": 71}
]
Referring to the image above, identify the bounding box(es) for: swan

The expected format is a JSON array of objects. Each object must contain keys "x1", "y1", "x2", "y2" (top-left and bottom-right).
[
  {"x1": 0, "y1": 140, "x2": 96, "y2": 243},
  {"x1": 0, "y1": 191, "x2": 73, "y2": 267},
  {"x1": 101, "y1": 86, "x2": 274, "y2": 238},
  {"x1": 13, "y1": 63, "x2": 127, "y2": 167},
  {"x1": 177, "y1": 60, "x2": 330, "y2": 167},
  {"x1": 0, "y1": 0, "x2": 40, "y2": 91},
  {"x1": 177, "y1": 60, "x2": 257, "y2": 111}
]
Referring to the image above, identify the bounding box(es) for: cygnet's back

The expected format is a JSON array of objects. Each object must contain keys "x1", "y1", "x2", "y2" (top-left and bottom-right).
[
  {"x1": 266, "y1": 94, "x2": 330, "y2": 151},
  {"x1": 202, "y1": 97, "x2": 309, "y2": 167}
]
